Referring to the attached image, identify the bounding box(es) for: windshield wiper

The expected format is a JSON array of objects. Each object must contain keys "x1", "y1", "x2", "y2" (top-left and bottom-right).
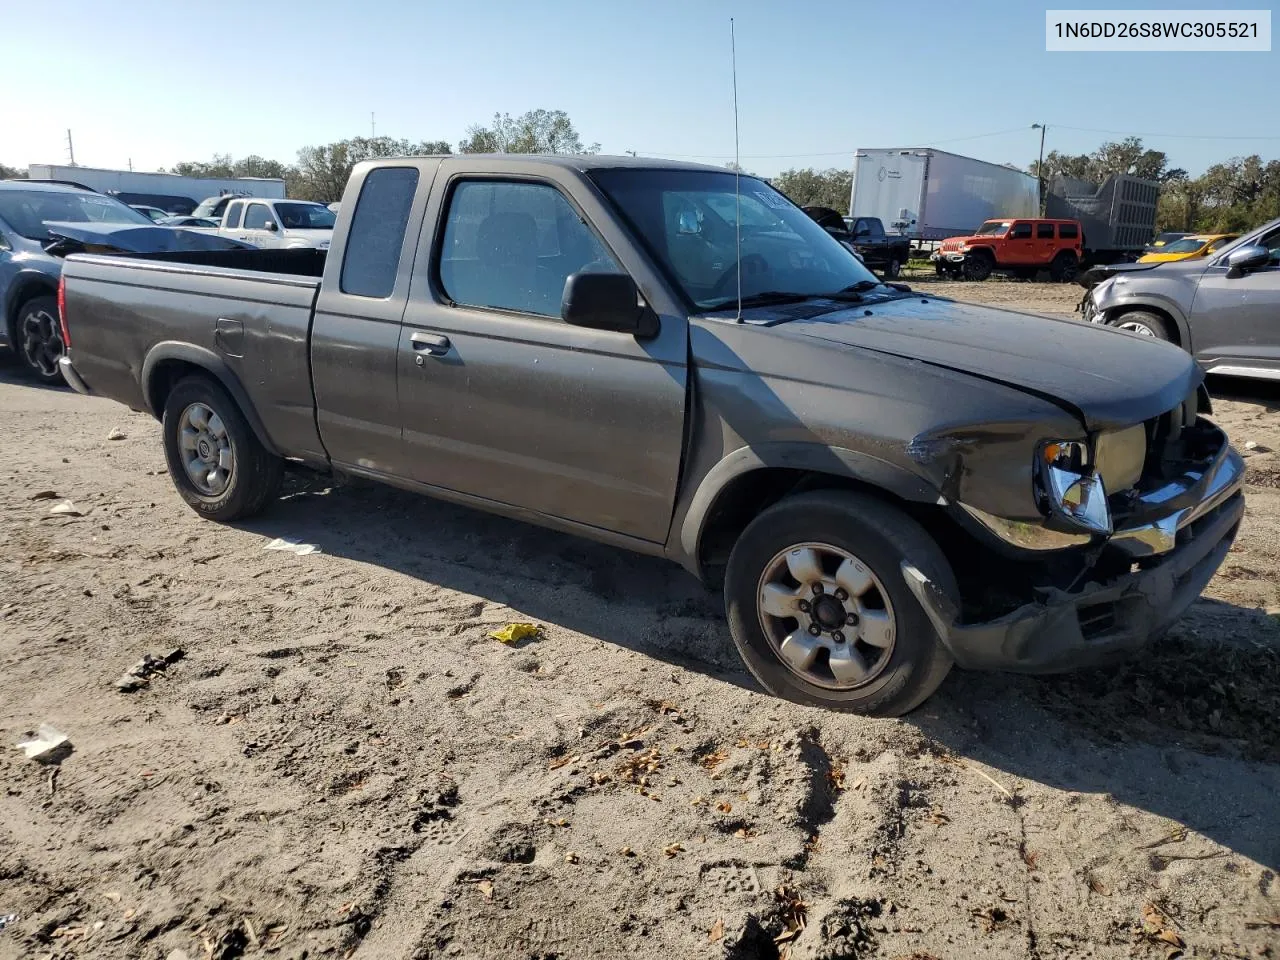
[{"x1": 702, "y1": 291, "x2": 817, "y2": 311}]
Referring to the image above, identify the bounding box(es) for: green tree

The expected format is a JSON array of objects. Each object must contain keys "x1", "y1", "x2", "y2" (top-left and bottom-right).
[
  {"x1": 291, "y1": 136, "x2": 452, "y2": 201},
  {"x1": 771, "y1": 167, "x2": 852, "y2": 211},
  {"x1": 457, "y1": 110, "x2": 598, "y2": 155},
  {"x1": 0, "y1": 162, "x2": 25, "y2": 179}
]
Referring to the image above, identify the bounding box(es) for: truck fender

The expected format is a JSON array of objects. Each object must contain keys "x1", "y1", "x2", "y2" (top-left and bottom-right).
[
  {"x1": 140, "y1": 341, "x2": 282, "y2": 458},
  {"x1": 1102, "y1": 293, "x2": 1192, "y2": 349},
  {"x1": 4, "y1": 269, "x2": 59, "y2": 341},
  {"x1": 675, "y1": 441, "x2": 942, "y2": 572}
]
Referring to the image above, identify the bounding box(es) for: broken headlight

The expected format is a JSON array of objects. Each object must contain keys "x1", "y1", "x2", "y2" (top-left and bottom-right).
[{"x1": 1038, "y1": 439, "x2": 1112, "y2": 535}]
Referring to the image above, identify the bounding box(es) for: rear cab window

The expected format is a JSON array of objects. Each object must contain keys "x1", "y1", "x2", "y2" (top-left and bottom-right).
[
  {"x1": 1037, "y1": 223, "x2": 1055, "y2": 239},
  {"x1": 340, "y1": 167, "x2": 421, "y2": 298},
  {"x1": 224, "y1": 201, "x2": 244, "y2": 229},
  {"x1": 1059, "y1": 223, "x2": 1079, "y2": 240}
]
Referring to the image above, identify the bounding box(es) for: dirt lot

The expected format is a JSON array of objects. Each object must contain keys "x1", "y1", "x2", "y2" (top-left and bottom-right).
[{"x1": 2, "y1": 280, "x2": 1279, "y2": 960}]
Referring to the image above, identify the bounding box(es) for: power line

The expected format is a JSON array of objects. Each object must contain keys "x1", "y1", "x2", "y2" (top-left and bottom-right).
[
  {"x1": 1052, "y1": 123, "x2": 1280, "y2": 142},
  {"x1": 633, "y1": 123, "x2": 1280, "y2": 163},
  {"x1": 634, "y1": 126, "x2": 1034, "y2": 161}
]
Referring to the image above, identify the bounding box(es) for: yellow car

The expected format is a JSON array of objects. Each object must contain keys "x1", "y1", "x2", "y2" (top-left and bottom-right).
[{"x1": 1138, "y1": 233, "x2": 1239, "y2": 263}]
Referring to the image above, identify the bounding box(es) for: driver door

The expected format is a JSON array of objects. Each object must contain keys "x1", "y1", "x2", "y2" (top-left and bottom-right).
[{"x1": 396, "y1": 171, "x2": 689, "y2": 544}]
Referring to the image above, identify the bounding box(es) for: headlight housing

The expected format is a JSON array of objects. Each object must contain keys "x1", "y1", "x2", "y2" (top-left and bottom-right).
[{"x1": 1038, "y1": 439, "x2": 1112, "y2": 535}]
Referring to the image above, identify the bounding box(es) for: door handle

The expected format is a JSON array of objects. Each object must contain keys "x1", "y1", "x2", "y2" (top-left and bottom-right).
[{"x1": 409, "y1": 331, "x2": 451, "y2": 355}]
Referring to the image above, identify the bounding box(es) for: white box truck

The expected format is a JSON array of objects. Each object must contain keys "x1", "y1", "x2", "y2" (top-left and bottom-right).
[
  {"x1": 850, "y1": 148, "x2": 1039, "y2": 241},
  {"x1": 26, "y1": 164, "x2": 286, "y2": 216}
]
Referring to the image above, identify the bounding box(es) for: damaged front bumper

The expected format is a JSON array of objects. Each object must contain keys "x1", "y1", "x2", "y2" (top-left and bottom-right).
[{"x1": 908, "y1": 427, "x2": 1246, "y2": 673}]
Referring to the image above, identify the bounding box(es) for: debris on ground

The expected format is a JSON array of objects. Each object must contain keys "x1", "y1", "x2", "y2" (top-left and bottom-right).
[
  {"x1": 28, "y1": 491, "x2": 59, "y2": 501},
  {"x1": 107, "y1": 428, "x2": 127, "y2": 441},
  {"x1": 0, "y1": 913, "x2": 16, "y2": 931},
  {"x1": 1140, "y1": 901, "x2": 1185, "y2": 950},
  {"x1": 262, "y1": 537, "x2": 320, "y2": 556},
  {"x1": 489, "y1": 622, "x2": 542, "y2": 645},
  {"x1": 116, "y1": 648, "x2": 186, "y2": 693},
  {"x1": 15, "y1": 724, "x2": 72, "y2": 763},
  {"x1": 47, "y1": 500, "x2": 86, "y2": 517}
]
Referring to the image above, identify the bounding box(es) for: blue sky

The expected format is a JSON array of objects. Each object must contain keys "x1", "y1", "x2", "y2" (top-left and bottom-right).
[{"x1": 0, "y1": 0, "x2": 1274, "y2": 178}]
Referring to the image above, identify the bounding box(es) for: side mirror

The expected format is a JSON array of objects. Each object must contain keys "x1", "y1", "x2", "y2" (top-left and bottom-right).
[
  {"x1": 1224, "y1": 243, "x2": 1269, "y2": 277},
  {"x1": 562, "y1": 272, "x2": 658, "y2": 338},
  {"x1": 265, "y1": 221, "x2": 278, "y2": 232}
]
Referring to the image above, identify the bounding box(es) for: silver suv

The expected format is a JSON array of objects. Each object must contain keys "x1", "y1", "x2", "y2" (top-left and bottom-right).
[{"x1": 1083, "y1": 217, "x2": 1280, "y2": 381}]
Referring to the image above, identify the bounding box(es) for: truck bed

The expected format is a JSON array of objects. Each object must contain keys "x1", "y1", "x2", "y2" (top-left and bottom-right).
[{"x1": 61, "y1": 248, "x2": 328, "y2": 464}]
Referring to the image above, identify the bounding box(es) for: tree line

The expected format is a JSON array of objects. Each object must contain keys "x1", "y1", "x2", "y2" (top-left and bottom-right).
[
  {"x1": 3, "y1": 120, "x2": 1276, "y2": 234},
  {"x1": 771, "y1": 137, "x2": 1279, "y2": 235}
]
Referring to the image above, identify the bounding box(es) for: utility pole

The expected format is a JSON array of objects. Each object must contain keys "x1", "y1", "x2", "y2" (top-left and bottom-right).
[
  {"x1": 1032, "y1": 123, "x2": 1047, "y2": 214},
  {"x1": 128, "y1": 158, "x2": 133, "y2": 172},
  {"x1": 66, "y1": 129, "x2": 76, "y2": 166},
  {"x1": 626, "y1": 149, "x2": 637, "y2": 157},
  {"x1": 371, "y1": 112, "x2": 376, "y2": 139}
]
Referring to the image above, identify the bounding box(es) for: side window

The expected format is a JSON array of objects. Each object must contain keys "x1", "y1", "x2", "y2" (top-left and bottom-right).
[
  {"x1": 1059, "y1": 223, "x2": 1079, "y2": 240},
  {"x1": 853, "y1": 219, "x2": 869, "y2": 236},
  {"x1": 244, "y1": 203, "x2": 273, "y2": 230},
  {"x1": 1037, "y1": 223, "x2": 1055, "y2": 239},
  {"x1": 439, "y1": 180, "x2": 620, "y2": 318},
  {"x1": 1010, "y1": 222, "x2": 1033, "y2": 239},
  {"x1": 224, "y1": 201, "x2": 244, "y2": 229},
  {"x1": 340, "y1": 167, "x2": 420, "y2": 298},
  {"x1": 867, "y1": 218, "x2": 885, "y2": 238}
]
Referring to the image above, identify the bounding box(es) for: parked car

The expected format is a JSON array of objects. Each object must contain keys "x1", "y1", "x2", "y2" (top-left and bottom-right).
[
  {"x1": 130, "y1": 204, "x2": 172, "y2": 223},
  {"x1": 1144, "y1": 231, "x2": 1191, "y2": 254},
  {"x1": 215, "y1": 198, "x2": 335, "y2": 249},
  {"x1": 0, "y1": 181, "x2": 253, "y2": 383},
  {"x1": 931, "y1": 218, "x2": 1084, "y2": 281},
  {"x1": 802, "y1": 208, "x2": 911, "y2": 278},
  {"x1": 1081, "y1": 217, "x2": 1280, "y2": 381},
  {"x1": 160, "y1": 216, "x2": 221, "y2": 229},
  {"x1": 58, "y1": 156, "x2": 1243, "y2": 716},
  {"x1": 1137, "y1": 233, "x2": 1238, "y2": 263},
  {"x1": 191, "y1": 194, "x2": 248, "y2": 221}
]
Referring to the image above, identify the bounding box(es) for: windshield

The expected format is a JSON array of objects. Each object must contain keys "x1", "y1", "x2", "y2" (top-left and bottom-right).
[
  {"x1": 276, "y1": 202, "x2": 336, "y2": 229},
  {"x1": 1160, "y1": 237, "x2": 1210, "y2": 254},
  {"x1": 974, "y1": 221, "x2": 1011, "y2": 236},
  {"x1": 589, "y1": 169, "x2": 879, "y2": 310},
  {"x1": 0, "y1": 190, "x2": 153, "y2": 240}
]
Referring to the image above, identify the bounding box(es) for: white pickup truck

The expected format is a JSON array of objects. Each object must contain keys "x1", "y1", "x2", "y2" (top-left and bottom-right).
[{"x1": 212, "y1": 198, "x2": 335, "y2": 250}]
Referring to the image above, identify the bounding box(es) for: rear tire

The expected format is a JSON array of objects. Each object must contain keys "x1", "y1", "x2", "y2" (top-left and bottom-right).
[
  {"x1": 1109, "y1": 309, "x2": 1172, "y2": 342},
  {"x1": 962, "y1": 251, "x2": 993, "y2": 282},
  {"x1": 1049, "y1": 251, "x2": 1079, "y2": 282},
  {"x1": 161, "y1": 374, "x2": 283, "y2": 522},
  {"x1": 884, "y1": 257, "x2": 902, "y2": 280},
  {"x1": 14, "y1": 295, "x2": 66, "y2": 385},
  {"x1": 724, "y1": 490, "x2": 957, "y2": 716}
]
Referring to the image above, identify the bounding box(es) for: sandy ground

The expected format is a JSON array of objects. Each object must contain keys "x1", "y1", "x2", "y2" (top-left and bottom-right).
[{"x1": 2, "y1": 281, "x2": 1279, "y2": 960}]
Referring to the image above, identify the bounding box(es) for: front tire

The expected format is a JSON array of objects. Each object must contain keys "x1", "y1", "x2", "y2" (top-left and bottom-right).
[
  {"x1": 1049, "y1": 251, "x2": 1079, "y2": 282},
  {"x1": 162, "y1": 375, "x2": 283, "y2": 521},
  {"x1": 724, "y1": 490, "x2": 957, "y2": 716},
  {"x1": 15, "y1": 295, "x2": 66, "y2": 385},
  {"x1": 962, "y1": 252, "x2": 993, "y2": 282},
  {"x1": 1109, "y1": 309, "x2": 1172, "y2": 342},
  {"x1": 883, "y1": 257, "x2": 902, "y2": 280}
]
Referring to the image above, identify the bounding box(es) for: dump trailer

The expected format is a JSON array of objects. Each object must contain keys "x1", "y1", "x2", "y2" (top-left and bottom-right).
[
  {"x1": 849, "y1": 148, "x2": 1039, "y2": 241},
  {"x1": 1044, "y1": 174, "x2": 1159, "y2": 264}
]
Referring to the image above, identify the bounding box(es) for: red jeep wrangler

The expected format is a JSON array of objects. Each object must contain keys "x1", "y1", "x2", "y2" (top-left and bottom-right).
[{"x1": 931, "y1": 218, "x2": 1083, "y2": 282}]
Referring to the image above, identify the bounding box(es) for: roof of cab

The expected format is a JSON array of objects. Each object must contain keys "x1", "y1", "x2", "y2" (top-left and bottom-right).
[
  {"x1": 377, "y1": 154, "x2": 735, "y2": 174},
  {"x1": 0, "y1": 179, "x2": 98, "y2": 194}
]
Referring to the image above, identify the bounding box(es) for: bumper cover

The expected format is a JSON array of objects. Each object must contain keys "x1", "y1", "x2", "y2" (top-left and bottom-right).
[
  {"x1": 58, "y1": 356, "x2": 93, "y2": 396},
  {"x1": 930, "y1": 251, "x2": 967, "y2": 264},
  {"x1": 904, "y1": 488, "x2": 1244, "y2": 673}
]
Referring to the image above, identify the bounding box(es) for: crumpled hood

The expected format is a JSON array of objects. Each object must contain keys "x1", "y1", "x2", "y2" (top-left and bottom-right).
[
  {"x1": 767, "y1": 295, "x2": 1202, "y2": 430},
  {"x1": 44, "y1": 221, "x2": 252, "y2": 253}
]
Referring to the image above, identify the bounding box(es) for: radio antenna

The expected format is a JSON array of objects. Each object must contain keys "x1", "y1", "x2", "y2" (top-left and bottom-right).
[{"x1": 731, "y1": 17, "x2": 743, "y2": 323}]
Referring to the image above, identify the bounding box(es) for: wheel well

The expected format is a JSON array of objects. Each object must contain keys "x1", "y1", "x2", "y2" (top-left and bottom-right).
[
  {"x1": 1109, "y1": 305, "x2": 1182, "y2": 347},
  {"x1": 146, "y1": 359, "x2": 213, "y2": 418},
  {"x1": 696, "y1": 468, "x2": 941, "y2": 586},
  {"x1": 6, "y1": 278, "x2": 58, "y2": 339}
]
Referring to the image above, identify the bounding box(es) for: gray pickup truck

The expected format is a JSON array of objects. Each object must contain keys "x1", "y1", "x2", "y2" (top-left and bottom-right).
[{"x1": 58, "y1": 155, "x2": 1245, "y2": 716}]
